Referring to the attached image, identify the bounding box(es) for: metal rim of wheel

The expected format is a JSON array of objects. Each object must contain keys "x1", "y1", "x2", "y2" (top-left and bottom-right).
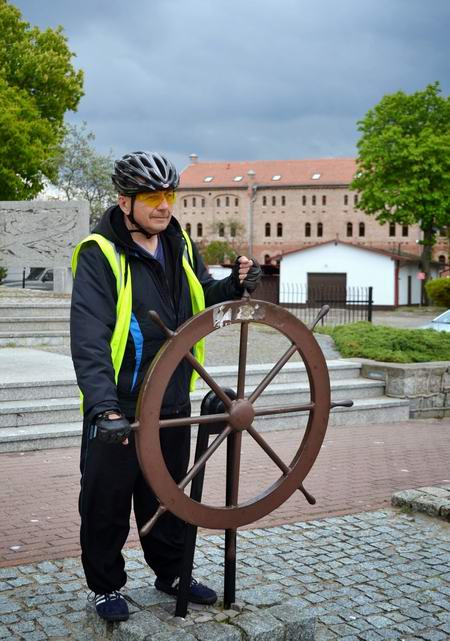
[{"x1": 135, "y1": 297, "x2": 331, "y2": 531}]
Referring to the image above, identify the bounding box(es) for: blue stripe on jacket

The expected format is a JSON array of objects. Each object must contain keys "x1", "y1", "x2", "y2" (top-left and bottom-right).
[{"x1": 130, "y1": 313, "x2": 143, "y2": 391}]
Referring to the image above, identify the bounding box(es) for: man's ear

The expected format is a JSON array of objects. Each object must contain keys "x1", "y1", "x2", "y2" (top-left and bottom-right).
[{"x1": 118, "y1": 194, "x2": 130, "y2": 214}]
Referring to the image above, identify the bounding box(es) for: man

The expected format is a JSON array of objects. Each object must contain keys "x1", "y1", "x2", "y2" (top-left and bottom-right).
[{"x1": 70, "y1": 151, "x2": 261, "y2": 622}]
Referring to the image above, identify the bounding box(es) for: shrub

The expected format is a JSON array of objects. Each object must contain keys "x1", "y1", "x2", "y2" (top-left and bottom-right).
[
  {"x1": 0, "y1": 264, "x2": 7, "y2": 283},
  {"x1": 320, "y1": 321, "x2": 450, "y2": 362},
  {"x1": 425, "y1": 277, "x2": 450, "y2": 307}
]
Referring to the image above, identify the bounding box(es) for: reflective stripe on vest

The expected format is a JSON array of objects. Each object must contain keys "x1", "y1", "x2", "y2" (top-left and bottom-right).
[{"x1": 71, "y1": 230, "x2": 206, "y2": 412}]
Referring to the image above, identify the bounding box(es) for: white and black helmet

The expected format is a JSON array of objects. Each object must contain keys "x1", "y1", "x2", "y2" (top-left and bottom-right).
[{"x1": 112, "y1": 151, "x2": 180, "y2": 195}]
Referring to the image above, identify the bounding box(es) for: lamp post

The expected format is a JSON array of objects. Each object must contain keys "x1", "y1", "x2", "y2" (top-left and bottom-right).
[{"x1": 247, "y1": 169, "x2": 256, "y2": 256}]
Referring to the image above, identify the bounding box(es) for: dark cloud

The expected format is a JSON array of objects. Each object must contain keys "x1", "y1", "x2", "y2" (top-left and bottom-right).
[{"x1": 12, "y1": 0, "x2": 450, "y2": 167}]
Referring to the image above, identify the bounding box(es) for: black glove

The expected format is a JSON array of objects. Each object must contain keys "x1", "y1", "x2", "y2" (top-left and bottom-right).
[
  {"x1": 94, "y1": 410, "x2": 131, "y2": 444},
  {"x1": 231, "y1": 256, "x2": 262, "y2": 293}
]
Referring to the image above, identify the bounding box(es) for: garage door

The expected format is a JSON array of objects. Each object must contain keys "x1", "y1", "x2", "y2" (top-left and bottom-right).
[{"x1": 307, "y1": 273, "x2": 347, "y2": 304}]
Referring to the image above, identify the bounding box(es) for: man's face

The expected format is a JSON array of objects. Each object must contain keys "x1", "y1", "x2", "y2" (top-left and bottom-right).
[{"x1": 119, "y1": 191, "x2": 176, "y2": 235}]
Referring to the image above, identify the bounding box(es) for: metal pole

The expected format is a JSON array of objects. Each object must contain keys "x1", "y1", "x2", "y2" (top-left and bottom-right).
[{"x1": 247, "y1": 170, "x2": 256, "y2": 256}]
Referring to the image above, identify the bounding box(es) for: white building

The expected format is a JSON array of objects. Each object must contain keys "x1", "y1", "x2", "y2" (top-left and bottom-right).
[{"x1": 278, "y1": 241, "x2": 439, "y2": 307}]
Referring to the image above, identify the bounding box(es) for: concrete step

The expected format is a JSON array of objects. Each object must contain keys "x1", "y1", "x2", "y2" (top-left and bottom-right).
[
  {"x1": 0, "y1": 379, "x2": 78, "y2": 402},
  {"x1": 0, "y1": 422, "x2": 81, "y2": 452},
  {"x1": 0, "y1": 397, "x2": 410, "y2": 453},
  {"x1": 0, "y1": 331, "x2": 70, "y2": 347},
  {"x1": 0, "y1": 302, "x2": 70, "y2": 318},
  {"x1": 197, "y1": 360, "x2": 363, "y2": 389},
  {"x1": 190, "y1": 377, "x2": 386, "y2": 413},
  {"x1": 0, "y1": 317, "x2": 70, "y2": 332},
  {"x1": 0, "y1": 377, "x2": 381, "y2": 428},
  {"x1": 0, "y1": 397, "x2": 80, "y2": 428}
]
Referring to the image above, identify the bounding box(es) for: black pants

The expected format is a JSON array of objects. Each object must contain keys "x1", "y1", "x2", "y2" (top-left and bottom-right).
[{"x1": 79, "y1": 415, "x2": 190, "y2": 594}]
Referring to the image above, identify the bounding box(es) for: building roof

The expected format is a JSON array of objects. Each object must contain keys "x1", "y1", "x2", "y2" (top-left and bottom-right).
[
  {"x1": 272, "y1": 240, "x2": 426, "y2": 265},
  {"x1": 179, "y1": 158, "x2": 357, "y2": 189}
]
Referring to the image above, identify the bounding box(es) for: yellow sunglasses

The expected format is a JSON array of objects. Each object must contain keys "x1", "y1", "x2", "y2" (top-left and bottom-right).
[{"x1": 136, "y1": 191, "x2": 177, "y2": 207}]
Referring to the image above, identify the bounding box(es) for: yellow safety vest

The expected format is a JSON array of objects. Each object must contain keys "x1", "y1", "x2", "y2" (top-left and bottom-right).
[{"x1": 71, "y1": 229, "x2": 206, "y2": 411}]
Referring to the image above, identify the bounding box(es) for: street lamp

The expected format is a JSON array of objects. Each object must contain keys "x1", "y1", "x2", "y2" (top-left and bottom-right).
[{"x1": 247, "y1": 169, "x2": 256, "y2": 256}]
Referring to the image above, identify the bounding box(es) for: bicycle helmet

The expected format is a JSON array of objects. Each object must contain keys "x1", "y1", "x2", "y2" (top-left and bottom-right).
[{"x1": 112, "y1": 151, "x2": 179, "y2": 195}]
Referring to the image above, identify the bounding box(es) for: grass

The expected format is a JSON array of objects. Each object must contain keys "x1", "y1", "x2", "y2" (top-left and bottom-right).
[{"x1": 316, "y1": 321, "x2": 450, "y2": 363}]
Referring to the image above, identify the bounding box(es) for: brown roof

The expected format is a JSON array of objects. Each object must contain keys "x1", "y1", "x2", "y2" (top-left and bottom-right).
[
  {"x1": 272, "y1": 240, "x2": 424, "y2": 264},
  {"x1": 180, "y1": 158, "x2": 357, "y2": 189}
]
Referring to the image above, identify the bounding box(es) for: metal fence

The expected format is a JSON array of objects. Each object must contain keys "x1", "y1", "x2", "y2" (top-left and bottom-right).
[{"x1": 256, "y1": 278, "x2": 373, "y2": 326}]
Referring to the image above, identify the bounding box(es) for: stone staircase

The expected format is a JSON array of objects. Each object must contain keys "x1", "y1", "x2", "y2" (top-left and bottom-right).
[
  {"x1": 0, "y1": 349, "x2": 410, "y2": 453},
  {"x1": 0, "y1": 298, "x2": 70, "y2": 347}
]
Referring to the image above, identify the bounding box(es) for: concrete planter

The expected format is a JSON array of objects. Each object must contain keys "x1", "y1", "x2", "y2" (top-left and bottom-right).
[{"x1": 357, "y1": 358, "x2": 450, "y2": 418}]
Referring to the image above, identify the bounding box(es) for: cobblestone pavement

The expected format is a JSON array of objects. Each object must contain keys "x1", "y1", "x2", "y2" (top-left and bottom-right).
[{"x1": 0, "y1": 509, "x2": 448, "y2": 640}]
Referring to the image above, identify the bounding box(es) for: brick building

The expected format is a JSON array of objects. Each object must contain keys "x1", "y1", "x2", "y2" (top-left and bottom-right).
[{"x1": 175, "y1": 156, "x2": 448, "y2": 268}]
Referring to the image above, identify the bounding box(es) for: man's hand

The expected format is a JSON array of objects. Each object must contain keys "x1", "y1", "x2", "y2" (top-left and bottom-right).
[
  {"x1": 95, "y1": 411, "x2": 131, "y2": 445},
  {"x1": 232, "y1": 256, "x2": 262, "y2": 292}
]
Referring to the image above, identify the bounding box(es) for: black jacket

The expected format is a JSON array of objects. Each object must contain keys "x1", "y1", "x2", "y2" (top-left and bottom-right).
[{"x1": 70, "y1": 205, "x2": 242, "y2": 422}]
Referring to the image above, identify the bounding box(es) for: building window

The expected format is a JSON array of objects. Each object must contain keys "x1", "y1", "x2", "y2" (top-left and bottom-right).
[
  {"x1": 264, "y1": 254, "x2": 271, "y2": 264},
  {"x1": 186, "y1": 223, "x2": 191, "y2": 234},
  {"x1": 389, "y1": 222, "x2": 396, "y2": 237},
  {"x1": 354, "y1": 194, "x2": 358, "y2": 206},
  {"x1": 302, "y1": 195, "x2": 307, "y2": 206},
  {"x1": 235, "y1": 197, "x2": 239, "y2": 206},
  {"x1": 359, "y1": 222, "x2": 365, "y2": 237},
  {"x1": 201, "y1": 198, "x2": 206, "y2": 207},
  {"x1": 265, "y1": 222, "x2": 271, "y2": 237},
  {"x1": 272, "y1": 196, "x2": 276, "y2": 206},
  {"x1": 346, "y1": 222, "x2": 353, "y2": 237},
  {"x1": 262, "y1": 196, "x2": 267, "y2": 206},
  {"x1": 197, "y1": 223, "x2": 203, "y2": 237},
  {"x1": 225, "y1": 196, "x2": 230, "y2": 207},
  {"x1": 317, "y1": 222, "x2": 323, "y2": 237},
  {"x1": 402, "y1": 225, "x2": 408, "y2": 237},
  {"x1": 218, "y1": 223, "x2": 225, "y2": 237},
  {"x1": 439, "y1": 254, "x2": 446, "y2": 265},
  {"x1": 230, "y1": 223, "x2": 236, "y2": 238},
  {"x1": 344, "y1": 194, "x2": 348, "y2": 206},
  {"x1": 322, "y1": 195, "x2": 327, "y2": 206},
  {"x1": 192, "y1": 197, "x2": 196, "y2": 207},
  {"x1": 183, "y1": 198, "x2": 187, "y2": 207},
  {"x1": 305, "y1": 222, "x2": 311, "y2": 237},
  {"x1": 281, "y1": 195, "x2": 286, "y2": 206},
  {"x1": 277, "y1": 222, "x2": 283, "y2": 237},
  {"x1": 312, "y1": 195, "x2": 316, "y2": 206},
  {"x1": 216, "y1": 198, "x2": 221, "y2": 207}
]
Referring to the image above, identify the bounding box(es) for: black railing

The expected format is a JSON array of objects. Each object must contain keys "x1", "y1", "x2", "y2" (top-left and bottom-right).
[{"x1": 256, "y1": 279, "x2": 373, "y2": 326}]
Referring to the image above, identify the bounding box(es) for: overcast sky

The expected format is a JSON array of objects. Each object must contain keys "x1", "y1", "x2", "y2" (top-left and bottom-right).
[{"x1": 13, "y1": 0, "x2": 450, "y2": 169}]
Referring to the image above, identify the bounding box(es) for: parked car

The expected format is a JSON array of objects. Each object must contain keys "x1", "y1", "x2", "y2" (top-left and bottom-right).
[
  {"x1": 2, "y1": 267, "x2": 54, "y2": 290},
  {"x1": 421, "y1": 309, "x2": 450, "y2": 332}
]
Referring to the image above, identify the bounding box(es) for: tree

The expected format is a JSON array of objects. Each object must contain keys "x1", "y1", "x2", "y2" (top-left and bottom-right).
[
  {"x1": 210, "y1": 218, "x2": 246, "y2": 251},
  {"x1": 351, "y1": 82, "x2": 450, "y2": 292},
  {"x1": 0, "y1": 0, "x2": 83, "y2": 199},
  {"x1": 54, "y1": 123, "x2": 116, "y2": 226},
  {"x1": 200, "y1": 240, "x2": 237, "y2": 265}
]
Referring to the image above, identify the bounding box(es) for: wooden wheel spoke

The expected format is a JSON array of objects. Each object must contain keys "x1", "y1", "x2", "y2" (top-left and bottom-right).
[
  {"x1": 237, "y1": 322, "x2": 249, "y2": 398},
  {"x1": 246, "y1": 425, "x2": 290, "y2": 475},
  {"x1": 159, "y1": 413, "x2": 230, "y2": 429},
  {"x1": 253, "y1": 402, "x2": 315, "y2": 418},
  {"x1": 248, "y1": 343, "x2": 298, "y2": 403},
  {"x1": 178, "y1": 426, "x2": 232, "y2": 490},
  {"x1": 185, "y1": 352, "x2": 232, "y2": 408}
]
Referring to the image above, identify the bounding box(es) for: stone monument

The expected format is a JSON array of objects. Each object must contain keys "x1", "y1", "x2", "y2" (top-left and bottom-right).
[{"x1": 0, "y1": 200, "x2": 90, "y2": 293}]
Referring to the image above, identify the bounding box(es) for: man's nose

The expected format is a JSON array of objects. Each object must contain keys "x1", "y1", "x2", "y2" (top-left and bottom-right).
[{"x1": 158, "y1": 197, "x2": 170, "y2": 210}]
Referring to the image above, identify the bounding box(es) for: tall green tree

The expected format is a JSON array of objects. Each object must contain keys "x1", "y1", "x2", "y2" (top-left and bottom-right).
[
  {"x1": 54, "y1": 123, "x2": 116, "y2": 226},
  {"x1": 351, "y1": 82, "x2": 450, "y2": 288},
  {"x1": 0, "y1": 0, "x2": 83, "y2": 199}
]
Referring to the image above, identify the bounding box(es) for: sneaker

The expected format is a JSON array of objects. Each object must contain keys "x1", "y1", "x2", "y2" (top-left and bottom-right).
[
  {"x1": 91, "y1": 591, "x2": 129, "y2": 621},
  {"x1": 155, "y1": 576, "x2": 217, "y2": 605}
]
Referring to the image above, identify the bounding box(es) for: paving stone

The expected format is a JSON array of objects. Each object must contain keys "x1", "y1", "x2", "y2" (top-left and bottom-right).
[
  {"x1": 233, "y1": 611, "x2": 284, "y2": 641},
  {"x1": 193, "y1": 621, "x2": 242, "y2": 641}
]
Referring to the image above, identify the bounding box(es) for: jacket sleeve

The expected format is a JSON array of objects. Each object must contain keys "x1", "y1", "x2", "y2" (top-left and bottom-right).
[
  {"x1": 70, "y1": 243, "x2": 122, "y2": 422},
  {"x1": 190, "y1": 239, "x2": 244, "y2": 306}
]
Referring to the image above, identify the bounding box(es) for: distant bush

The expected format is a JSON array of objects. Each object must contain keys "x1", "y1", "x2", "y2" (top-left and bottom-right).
[
  {"x1": 425, "y1": 277, "x2": 450, "y2": 307},
  {"x1": 317, "y1": 321, "x2": 450, "y2": 362},
  {"x1": 0, "y1": 264, "x2": 7, "y2": 283}
]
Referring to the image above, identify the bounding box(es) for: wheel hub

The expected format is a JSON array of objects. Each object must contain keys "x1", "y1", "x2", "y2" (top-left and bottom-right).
[{"x1": 228, "y1": 399, "x2": 254, "y2": 432}]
